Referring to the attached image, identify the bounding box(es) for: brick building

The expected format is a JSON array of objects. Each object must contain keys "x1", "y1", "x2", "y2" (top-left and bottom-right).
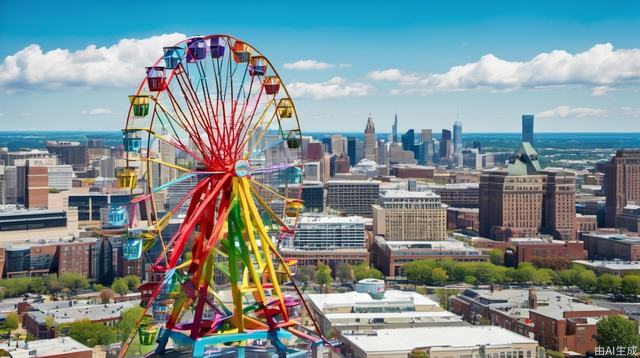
[
  {"x1": 581, "y1": 231, "x2": 640, "y2": 261},
  {"x1": 615, "y1": 204, "x2": 640, "y2": 233},
  {"x1": 504, "y1": 238, "x2": 586, "y2": 267},
  {"x1": 433, "y1": 182, "x2": 479, "y2": 208},
  {"x1": 447, "y1": 207, "x2": 479, "y2": 231},
  {"x1": 605, "y1": 149, "x2": 640, "y2": 227}
]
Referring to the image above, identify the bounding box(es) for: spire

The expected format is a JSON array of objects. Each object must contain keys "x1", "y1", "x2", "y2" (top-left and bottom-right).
[{"x1": 365, "y1": 113, "x2": 375, "y2": 133}]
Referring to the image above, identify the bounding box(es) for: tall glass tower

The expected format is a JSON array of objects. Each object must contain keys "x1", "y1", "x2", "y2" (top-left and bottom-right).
[{"x1": 522, "y1": 115, "x2": 534, "y2": 145}]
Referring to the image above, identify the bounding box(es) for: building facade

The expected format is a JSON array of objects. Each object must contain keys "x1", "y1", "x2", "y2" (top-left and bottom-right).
[
  {"x1": 605, "y1": 149, "x2": 640, "y2": 227},
  {"x1": 373, "y1": 190, "x2": 446, "y2": 241},
  {"x1": 327, "y1": 180, "x2": 380, "y2": 217}
]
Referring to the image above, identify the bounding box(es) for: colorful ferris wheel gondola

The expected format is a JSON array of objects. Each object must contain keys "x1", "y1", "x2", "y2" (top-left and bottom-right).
[{"x1": 116, "y1": 34, "x2": 331, "y2": 358}]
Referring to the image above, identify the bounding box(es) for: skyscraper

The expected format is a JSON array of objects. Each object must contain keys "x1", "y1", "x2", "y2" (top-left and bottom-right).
[
  {"x1": 364, "y1": 115, "x2": 377, "y2": 161},
  {"x1": 453, "y1": 121, "x2": 463, "y2": 154},
  {"x1": 392, "y1": 113, "x2": 398, "y2": 144},
  {"x1": 420, "y1": 129, "x2": 433, "y2": 165},
  {"x1": 522, "y1": 115, "x2": 534, "y2": 145},
  {"x1": 401, "y1": 129, "x2": 414, "y2": 152},
  {"x1": 440, "y1": 129, "x2": 453, "y2": 160},
  {"x1": 347, "y1": 136, "x2": 357, "y2": 166},
  {"x1": 376, "y1": 139, "x2": 388, "y2": 165},
  {"x1": 330, "y1": 134, "x2": 346, "y2": 155}
]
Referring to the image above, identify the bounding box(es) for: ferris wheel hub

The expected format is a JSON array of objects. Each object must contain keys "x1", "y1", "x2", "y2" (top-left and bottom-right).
[{"x1": 234, "y1": 160, "x2": 251, "y2": 177}]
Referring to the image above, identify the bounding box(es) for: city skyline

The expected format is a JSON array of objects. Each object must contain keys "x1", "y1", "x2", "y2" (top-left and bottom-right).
[{"x1": 1, "y1": 1, "x2": 639, "y2": 132}]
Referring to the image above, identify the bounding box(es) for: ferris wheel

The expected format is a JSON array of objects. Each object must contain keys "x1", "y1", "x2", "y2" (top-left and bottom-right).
[{"x1": 111, "y1": 34, "x2": 325, "y2": 357}]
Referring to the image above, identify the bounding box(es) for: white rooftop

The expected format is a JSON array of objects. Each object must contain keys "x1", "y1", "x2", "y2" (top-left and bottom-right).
[
  {"x1": 0, "y1": 337, "x2": 91, "y2": 358},
  {"x1": 308, "y1": 290, "x2": 439, "y2": 311},
  {"x1": 30, "y1": 299, "x2": 138, "y2": 324},
  {"x1": 380, "y1": 190, "x2": 439, "y2": 198},
  {"x1": 297, "y1": 214, "x2": 367, "y2": 224},
  {"x1": 574, "y1": 260, "x2": 640, "y2": 270},
  {"x1": 341, "y1": 326, "x2": 537, "y2": 354}
]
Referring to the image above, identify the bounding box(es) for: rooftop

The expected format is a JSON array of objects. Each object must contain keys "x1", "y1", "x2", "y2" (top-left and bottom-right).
[
  {"x1": 379, "y1": 190, "x2": 439, "y2": 198},
  {"x1": 307, "y1": 290, "x2": 439, "y2": 312},
  {"x1": 574, "y1": 260, "x2": 640, "y2": 271},
  {"x1": 0, "y1": 337, "x2": 91, "y2": 358},
  {"x1": 297, "y1": 214, "x2": 367, "y2": 224},
  {"x1": 30, "y1": 299, "x2": 138, "y2": 324},
  {"x1": 341, "y1": 326, "x2": 537, "y2": 354}
]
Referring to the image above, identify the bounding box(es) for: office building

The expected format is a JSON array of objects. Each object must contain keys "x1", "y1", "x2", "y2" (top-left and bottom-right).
[
  {"x1": 479, "y1": 143, "x2": 546, "y2": 240},
  {"x1": 280, "y1": 248, "x2": 368, "y2": 273},
  {"x1": 347, "y1": 136, "x2": 357, "y2": 166},
  {"x1": 373, "y1": 190, "x2": 446, "y2": 241},
  {"x1": 447, "y1": 207, "x2": 479, "y2": 231},
  {"x1": 389, "y1": 164, "x2": 435, "y2": 179},
  {"x1": 321, "y1": 137, "x2": 332, "y2": 153},
  {"x1": 473, "y1": 140, "x2": 482, "y2": 154},
  {"x1": 581, "y1": 231, "x2": 640, "y2": 261},
  {"x1": 307, "y1": 141, "x2": 324, "y2": 161},
  {"x1": 307, "y1": 285, "x2": 462, "y2": 337},
  {"x1": 283, "y1": 181, "x2": 324, "y2": 212},
  {"x1": 372, "y1": 237, "x2": 488, "y2": 277},
  {"x1": 388, "y1": 143, "x2": 416, "y2": 165},
  {"x1": 433, "y1": 182, "x2": 479, "y2": 208},
  {"x1": 376, "y1": 139, "x2": 388, "y2": 165},
  {"x1": 451, "y1": 288, "x2": 614, "y2": 355},
  {"x1": 392, "y1": 113, "x2": 398, "y2": 143},
  {"x1": 439, "y1": 129, "x2": 453, "y2": 160},
  {"x1": 47, "y1": 164, "x2": 73, "y2": 190},
  {"x1": 25, "y1": 164, "x2": 48, "y2": 209},
  {"x1": 522, "y1": 115, "x2": 534, "y2": 145},
  {"x1": 400, "y1": 129, "x2": 414, "y2": 153},
  {"x1": 605, "y1": 149, "x2": 640, "y2": 227},
  {"x1": 453, "y1": 120, "x2": 463, "y2": 166},
  {"x1": 420, "y1": 129, "x2": 433, "y2": 165},
  {"x1": 288, "y1": 214, "x2": 365, "y2": 249},
  {"x1": 334, "y1": 153, "x2": 350, "y2": 174},
  {"x1": 45, "y1": 141, "x2": 88, "y2": 169},
  {"x1": 68, "y1": 192, "x2": 130, "y2": 221},
  {"x1": 364, "y1": 115, "x2": 377, "y2": 161},
  {"x1": 331, "y1": 134, "x2": 346, "y2": 155},
  {"x1": 462, "y1": 149, "x2": 482, "y2": 169},
  {"x1": 0, "y1": 148, "x2": 54, "y2": 166},
  {"x1": 327, "y1": 179, "x2": 380, "y2": 217},
  {"x1": 615, "y1": 204, "x2": 640, "y2": 233},
  {"x1": 504, "y1": 238, "x2": 586, "y2": 267},
  {"x1": 541, "y1": 169, "x2": 576, "y2": 240},
  {"x1": 339, "y1": 326, "x2": 538, "y2": 358}
]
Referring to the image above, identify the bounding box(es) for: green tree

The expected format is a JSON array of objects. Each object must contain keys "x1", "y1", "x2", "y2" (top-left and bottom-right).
[
  {"x1": 532, "y1": 268, "x2": 552, "y2": 285},
  {"x1": 621, "y1": 275, "x2": 640, "y2": 297},
  {"x1": 111, "y1": 278, "x2": 129, "y2": 296},
  {"x1": 488, "y1": 249, "x2": 504, "y2": 265},
  {"x1": 296, "y1": 266, "x2": 315, "y2": 284},
  {"x1": 93, "y1": 284, "x2": 104, "y2": 292},
  {"x1": 595, "y1": 316, "x2": 640, "y2": 357},
  {"x1": 597, "y1": 273, "x2": 622, "y2": 293},
  {"x1": 464, "y1": 275, "x2": 477, "y2": 285},
  {"x1": 515, "y1": 263, "x2": 536, "y2": 284},
  {"x1": 68, "y1": 319, "x2": 116, "y2": 347},
  {"x1": 316, "y1": 263, "x2": 333, "y2": 286},
  {"x1": 353, "y1": 263, "x2": 383, "y2": 281},
  {"x1": 1, "y1": 312, "x2": 18, "y2": 331},
  {"x1": 577, "y1": 270, "x2": 597, "y2": 291},
  {"x1": 335, "y1": 263, "x2": 354, "y2": 284},
  {"x1": 409, "y1": 349, "x2": 429, "y2": 358},
  {"x1": 431, "y1": 267, "x2": 449, "y2": 285},
  {"x1": 59, "y1": 273, "x2": 89, "y2": 290},
  {"x1": 118, "y1": 306, "x2": 144, "y2": 342},
  {"x1": 123, "y1": 275, "x2": 141, "y2": 291},
  {"x1": 45, "y1": 275, "x2": 62, "y2": 294}
]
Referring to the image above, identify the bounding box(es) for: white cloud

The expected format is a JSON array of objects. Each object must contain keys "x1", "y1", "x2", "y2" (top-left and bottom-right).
[
  {"x1": 283, "y1": 60, "x2": 334, "y2": 70},
  {"x1": 287, "y1": 77, "x2": 369, "y2": 100},
  {"x1": 591, "y1": 86, "x2": 615, "y2": 96},
  {"x1": 367, "y1": 69, "x2": 419, "y2": 83},
  {"x1": 0, "y1": 33, "x2": 186, "y2": 91},
  {"x1": 81, "y1": 108, "x2": 113, "y2": 116},
  {"x1": 619, "y1": 106, "x2": 640, "y2": 118},
  {"x1": 338, "y1": 63, "x2": 352, "y2": 68},
  {"x1": 537, "y1": 106, "x2": 607, "y2": 119},
  {"x1": 369, "y1": 43, "x2": 640, "y2": 94}
]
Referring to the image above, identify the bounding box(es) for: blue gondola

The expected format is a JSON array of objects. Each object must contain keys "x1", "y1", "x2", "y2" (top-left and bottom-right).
[
  {"x1": 122, "y1": 130, "x2": 142, "y2": 152},
  {"x1": 123, "y1": 238, "x2": 142, "y2": 260},
  {"x1": 163, "y1": 46, "x2": 184, "y2": 69},
  {"x1": 108, "y1": 206, "x2": 127, "y2": 227},
  {"x1": 186, "y1": 37, "x2": 207, "y2": 62},
  {"x1": 210, "y1": 37, "x2": 225, "y2": 59}
]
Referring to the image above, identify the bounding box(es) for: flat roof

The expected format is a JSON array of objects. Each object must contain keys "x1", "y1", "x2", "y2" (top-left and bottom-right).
[
  {"x1": 465, "y1": 289, "x2": 610, "y2": 320},
  {"x1": 574, "y1": 260, "x2": 640, "y2": 270},
  {"x1": 308, "y1": 290, "x2": 439, "y2": 311},
  {"x1": 380, "y1": 190, "x2": 439, "y2": 198},
  {"x1": 328, "y1": 179, "x2": 381, "y2": 184},
  {"x1": 0, "y1": 336, "x2": 91, "y2": 358},
  {"x1": 341, "y1": 326, "x2": 537, "y2": 353},
  {"x1": 325, "y1": 310, "x2": 461, "y2": 321},
  {"x1": 31, "y1": 299, "x2": 138, "y2": 324},
  {"x1": 297, "y1": 215, "x2": 367, "y2": 224}
]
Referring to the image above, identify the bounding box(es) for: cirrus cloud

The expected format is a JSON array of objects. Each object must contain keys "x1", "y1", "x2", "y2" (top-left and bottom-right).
[
  {"x1": 537, "y1": 106, "x2": 607, "y2": 119},
  {"x1": 0, "y1": 33, "x2": 186, "y2": 92},
  {"x1": 369, "y1": 43, "x2": 640, "y2": 95},
  {"x1": 283, "y1": 60, "x2": 335, "y2": 70},
  {"x1": 80, "y1": 108, "x2": 113, "y2": 116},
  {"x1": 287, "y1": 77, "x2": 369, "y2": 100}
]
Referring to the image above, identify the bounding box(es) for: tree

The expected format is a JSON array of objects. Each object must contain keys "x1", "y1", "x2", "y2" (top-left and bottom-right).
[
  {"x1": 409, "y1": 349, "x2": 429, "y2": 358},
  {"x1": 99, "y1": 288, "x2": 115, "y2": 304},
  {"x1": 431, "y1": 267, "x2": 449, "y2": 285},
  {"x1": 296, "y1": 266, "x2": 315, "y2": 284},
  {"x1": 464, "y1": 275, "x2": 477, "y2": 285},
  {"x1": 577, "y1": 270, "x2": 597, "y2": 291},
  {"x1": 93, "y1": 284, "x2": 104, "y2": 292},
  {"x1": 59, "y1": 273, "x2": 89, "y2": 290},
  {"x1": 118, "y1": 307, "x2": 144, "y2": 342},
  {"x1": 488, "y1": 249, "x2": 504, "y2": 266},
  {"x1": 45, "y1": 275, "x2": 62, "y2": 294},
  {"x1": 353, "y1": 263, "x2": 383, "y2": 281},
  {"x1": 435, "y1": 288, "x2": 458, "y2": 310},
  {"x1": 595, "y1": 316, "x2": 640, "y2": 357},
  {"x1": 335, "y1": 263, "x2": 354, "y2": 284},
  {"x1": 123, "y1": 275, "x2": 141, "y2": 291},
  {"x1": 0, "y1": 313, "x2": 18, "y2": 331},
  {"x1": 621, "y1": 275, "x2": 640, "y2": 297},
  {"x1": 316, "y1": 263, "x2": 333, "y2": 286},
  {"x1": 68, "y1": 319, "x2": 116, "y2": 347},
  {"x1": 111, "y1": 278, "x2": 129, "y2": 296},
  {"x1": 597, "y1": 273, "x2": 622, "y2": 293}
]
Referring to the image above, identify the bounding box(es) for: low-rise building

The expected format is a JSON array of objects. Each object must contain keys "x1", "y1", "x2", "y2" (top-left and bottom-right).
[
  {"x1": 450, "y1": 288, "x2": 618, "y2": 355},
  {"x1": 433, "y1": 182, "x2": 479, "y2": 208},
  {"x1": 0, "y1": 337, "x2": 92, "y2": 358},
  {"x1": 447, "y1": 207, "x2": 479, "y2": 231},
  {"x1": 280, "y1": 248, "x2": 369, "y2": 273},
  {"x1": 573, "y1": 260, "x2": 640, "y2": 276},
  {"x1": 616, "y1": 204, "x2": 640, "y2": 233},
  {"x1": 307, "y1": 282, "x2": 462, "y2": 337},
  {"x1": 339, "y1": 326, "x2": 538, "y2": 358},
  {"x1": 581, "y1": 231, "x2": 640, "y2": 261},
  {"x1": 504, "y1": 238, "x2": 586, "y2": 267},
  {"x1": 289, "y1": 214, "x2": 366, "y2": 250},
  {"x1": 371, "y1": 237, "x2": 488, "y2": 278},
  {"x1": 327, "y1": 179, "x2": 380, "y2": 217}
]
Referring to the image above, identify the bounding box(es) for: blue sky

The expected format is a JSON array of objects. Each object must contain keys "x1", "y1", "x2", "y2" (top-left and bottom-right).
[{"x1": 0, "y1": 0, "x2": 639, "y2": 133}]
